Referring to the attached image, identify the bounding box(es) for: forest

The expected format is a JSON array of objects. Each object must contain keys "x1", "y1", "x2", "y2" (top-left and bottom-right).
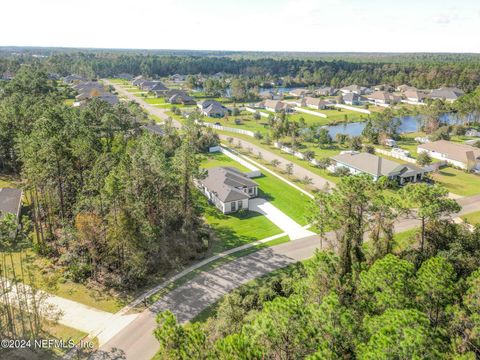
[
  {"x1": 0, "y1": 66, "x2": 215, "y2": 291},
  {"x1": 2, "y1": 50, "x2": 480, "y2": 90},
  {"x1": 153, "y1": 176, "x2": 480, "y2": 359}
]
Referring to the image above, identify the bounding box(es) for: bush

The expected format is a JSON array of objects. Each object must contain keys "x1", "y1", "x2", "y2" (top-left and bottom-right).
[
  {"x1": 334, "y1": 167, "x2": 351, "y2": 177},
  {"x1": 254, "y1": 131, "x2": 263, "y2": 140},
  {"x1": 363, "y1": 144, "x2": 375, "y2": 154},
  {"x1": 316, "y1": 157, "x2": 331, "y2": 169}
]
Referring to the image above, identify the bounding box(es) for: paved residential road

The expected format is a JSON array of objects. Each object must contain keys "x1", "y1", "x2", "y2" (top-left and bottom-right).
[
  {"x1": 105, "y1": 79, "x2": 335, "y2": 190},
  {"x1": 92, "y1": 195, "x2": 480, "y2": 360}
]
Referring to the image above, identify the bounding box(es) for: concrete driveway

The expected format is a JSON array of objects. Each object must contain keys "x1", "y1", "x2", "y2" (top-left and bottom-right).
[{"x1": 249, "y1": 198, "x2": 315, "y2": 240}]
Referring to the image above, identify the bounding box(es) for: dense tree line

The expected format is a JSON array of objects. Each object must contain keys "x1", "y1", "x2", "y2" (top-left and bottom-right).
[
  {"x1": 3, "y1": 51, "x2": 480, "y2": 91},
  {"x1": 153, "y1": 176, "x2": 480, "y2": 359},
  {"x1": 0, "y1": 66, "x2": 209, "y2": 289}
]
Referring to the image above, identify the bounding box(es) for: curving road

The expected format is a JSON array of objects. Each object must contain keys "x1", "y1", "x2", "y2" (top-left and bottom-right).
[
  {"x1": 91, "y1": 195, "x2": 480, "y2": 360},
  {"x1": 96, "y1": 80, "x2": 480, "y2": 360}
]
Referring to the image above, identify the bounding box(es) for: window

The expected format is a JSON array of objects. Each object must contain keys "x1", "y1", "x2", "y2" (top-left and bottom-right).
[
  {"x1": 238, "y1": 200, "x2": 243, "y2": 209},
  {"x1": 231, "y1": 202, "x2": 236, "y2": 212}
]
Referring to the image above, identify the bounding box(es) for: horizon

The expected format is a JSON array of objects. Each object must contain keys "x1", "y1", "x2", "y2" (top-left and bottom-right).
[{"x1": 2, "y1": 0, "x2": 480, "y2": 53}]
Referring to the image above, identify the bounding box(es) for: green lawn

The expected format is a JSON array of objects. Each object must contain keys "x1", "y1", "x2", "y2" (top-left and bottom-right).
[
  {"x1": 201, "y1": 152, "x2": 250, "y2": 172},
  {"x1": 205, "y1": 206, "x2": 283, "y2": 253},
  {"x1": 461, "y1": 211, "x2": 480, "y2": 224},
  {"x1": 203, "y1": 113, "x2": 269, "y2": 134},
  {"x1": 254, "y1": 174, "x2": 311, "y2": 225},
  {"x1": 431, "y1": 167, "x2": 480, "y2": 196}
]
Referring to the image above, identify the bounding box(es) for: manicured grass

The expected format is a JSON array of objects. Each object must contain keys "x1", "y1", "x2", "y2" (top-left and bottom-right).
[
  {"x1": 1, "y1": 249, "x2": 126, "y2": 313},
  {"x1": 201, "y1": 152, "x2": 250, "y2": 172},
  {"x1": 64, "y1": 98, "x2": 75, "y2": 106},
  {"x1": 144, "y1": 97, "x2": 167, "y2": 105},
  {"x1": 431, "y1": 167, "x2": 480, "y2": 196},
  {"x1": 203, "y1": 114, "x2": 269, "y2": 134},
  {"x1": 462, "y1": 211, "x2": 480, "y2": 224},
  {"x1": 202, "y1": 201, "x2": 283, "y2": 253},
  {"x1": 254, "y1": 173, "x2": 311, "y2": 226}
]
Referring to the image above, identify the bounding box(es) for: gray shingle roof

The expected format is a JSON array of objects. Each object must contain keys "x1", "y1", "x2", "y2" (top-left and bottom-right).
[
  {"x1": 0, "y1": 188, "x2": 22, "y2": 219},
  {"x1": 200, "y1": 167, "x2": 257, "y2": 202}
]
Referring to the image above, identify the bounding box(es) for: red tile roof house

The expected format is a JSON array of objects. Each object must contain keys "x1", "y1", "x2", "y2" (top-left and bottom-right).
[{"x1": 417, "y1": 140, "x2": 480, "y2": 171}]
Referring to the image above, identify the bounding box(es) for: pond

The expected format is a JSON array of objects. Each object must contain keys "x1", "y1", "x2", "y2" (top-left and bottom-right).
[{"x1": 323, "y1": 113, "x2": 469, "y2": 138}]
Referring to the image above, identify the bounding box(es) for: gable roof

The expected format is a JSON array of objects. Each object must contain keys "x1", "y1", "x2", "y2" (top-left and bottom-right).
[
  {"x1": 305, "y1": 97, "x2": 331, "y2": 107},
  {"x1": 200, "y1": 167, "x2": 257, "y2": 202},
  {"x1": 0, "y1": 188, "x2": 22, "y2": 219},
  {"x1": 418, "y1": 140, "x2": 480, "y2": 164},
  {"x1": 429, "y1": 87, "x2": 464, "y2": 100},
  {"x1": 331, "y1": 152, "x2": 422, "y2": 177}
]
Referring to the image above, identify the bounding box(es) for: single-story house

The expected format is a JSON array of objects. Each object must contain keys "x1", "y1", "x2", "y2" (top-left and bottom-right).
[
  {"x1": 315, "y1": 87, "x2": 337, "y2": 96},
  {"x1": 2, "y1": 71, "x2": 15, "y2": 81},
  {"x1": 403, "y1": 89, "x2": 428, "y2": 104},
  {"x1": 168, "y1": 92, "x2": 196, "y2": 105},
  {"x1": 170, "y1": 74, "x2": 186, "y2": 82},
  {"x1": 197, "y1": 100, "x2": 229, "y2": 117},
  {"x1": 304, "y1": 97, "x2": 334, "y2": 110},
  {"x1": 340, "y1": 85, "x2": 367, "y2": 95},
  {"x1": 289, "y1": 88, "x2": 309, "y2": 97},
  {"x1": 139, "y1": 81, "x2": 167, "y2": 92},
  {"x1": 132, "y1": 76, "x2": 145, "y2": 86},
  {"x1": 259, "y1": 90, "x2": 275, "y2": 100},
  {"x1": 417, "y1": 140, "x2": 480, "y2": 171},
  {"x1": 429, "y1": 87, "x2": 465, "y2": 102},
  {"x1": 0, "y1": 188, "x2": 23, "y2": 221},
  {"x1": 366, "y1": 91, "x2": 401, "y2": 105},
  {"x1": 342, "y1": 93, "x2": 366, "y2": 105},
  {"x1": 199, "y1": 167, "x2": 258, "y2": 214},
  {"x1": 63, "y1": 74, "x2": 87, "y2": 84},
  {"x1": 262, "y1": 100, "x2": 293, "y2": 113},
  {"x1": 329, "y1": 152, "x2": 428, "y2": 183}
]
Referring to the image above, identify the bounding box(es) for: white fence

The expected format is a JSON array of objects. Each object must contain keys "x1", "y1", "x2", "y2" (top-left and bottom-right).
[
  {"x1": 294, "y1": 107, "x2": 328, "y2": 118},
  {"x1": 245, "y1": 107, "x2": 269, "y2": 118},
  {"x1": 374, "y1": 148, "x2": 417, "y2": 163},
  {"x1": 210, "y1": 146, "x2": 262, "y2": 178},
  {"x1": 273, "y1": 142, "x2": 321, "y2": 166},
  {"x1": 334, "y1": 104, "x2": 371, "y2": 114},
  {"x1": 196, "y1": 120, "x2": 255, "y2": 137}
]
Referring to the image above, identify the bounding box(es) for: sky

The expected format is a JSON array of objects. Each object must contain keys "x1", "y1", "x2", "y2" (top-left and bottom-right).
[{"x1": 1, "y1": 0, "x2": 480, "y2": 53}]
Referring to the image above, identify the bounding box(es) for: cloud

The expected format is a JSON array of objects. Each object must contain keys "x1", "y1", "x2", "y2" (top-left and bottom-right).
[{"x1": 435, "y1": 14, "x2": 452, "y2": 24}]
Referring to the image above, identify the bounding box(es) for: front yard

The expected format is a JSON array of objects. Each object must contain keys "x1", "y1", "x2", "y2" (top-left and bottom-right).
[{"x1": 430, "y1": 167, "x2": 480, "y2": 197}]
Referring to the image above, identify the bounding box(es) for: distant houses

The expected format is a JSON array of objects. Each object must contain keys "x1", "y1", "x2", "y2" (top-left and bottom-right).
[
  {"x1": 64, "y1": 78, "x2": 119, "y2": 106},
  {"x1": 289, "y1": 88, "x2": 310, "y2": 97},
  {"x1": 0, "y1": 188, "x2": 22, "y2": 221},
  {"x1": 116, "y1": 73, "x2": 134, "y2": 80},
  {"x1": 315, "y1": 87, "x2": 337, "y2": 96},
  {"x1": 366, "y1": 91, "x2": 401, "y2": 106},
  {"x1": 198, "y1": 167, "x2": 258, "y2": 214},
  {"x1": 168, "y1": 92, "x2": 196, "y2": 105},
  {"x1": 329, "y1": 152, "x2": 429, "y2": 184},
  {"x1": 197, "y1": 100, "x2": 229, "y2": 117},
  {"x1": 403, "y1": 89, "x2": 428, "y2": 104},
  {"x1": 261, "y1": 100, "x2": 293, "y2": 113},
  {"x1": 342, "y1": 93, "x2": 366, "y2": 105},
  {"x1": 303, "y1": 97, "x2": 335, "y2": 110},
  {"x1": 340, "y1": 85, "x2": 369, "y2": 95},
  {"x1": 417, "y1": 140, "x2": 480, "y2": 171},
  {"x1": 429, "y1": 87, "x2": 465, "y2": 102}
]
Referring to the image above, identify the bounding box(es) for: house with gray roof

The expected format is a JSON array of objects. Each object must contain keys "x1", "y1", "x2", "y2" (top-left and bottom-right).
[
  {"x1": 199, "y1": 167, "x2": 258, "y2": 214},
  {"x1": 168, "y1": 92, "x2": 196, "y2": 105},
  {"x1": 342, "y1": 93, "x2": 366, "y2": 105},
  {"x1": 417, "y1": 140, "x2": 480, "y2": 171},
  {"x1": 329, "y1": 152, "x2": 429, "y2": 184},
  {"x1": 340, "y1": 85, "x2": 367, "y2": 95},
  {"x1": 429, "y1": 87, "x2": 465, "y2": 102},
  {"x1": 0, "y1": 188, "x2": 22, "y2": 220},
  {"x1": 197, "y1": 100, "x2": 229, "y2": 117},
  {"x1": 315, "y1": 87, "x2": 337, "y2": 96}
]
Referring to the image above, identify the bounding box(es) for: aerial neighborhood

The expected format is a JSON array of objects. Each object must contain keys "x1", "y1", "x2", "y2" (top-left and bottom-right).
[{"x1": 1, "y1": 46, "x2": 480, "y2": 360}]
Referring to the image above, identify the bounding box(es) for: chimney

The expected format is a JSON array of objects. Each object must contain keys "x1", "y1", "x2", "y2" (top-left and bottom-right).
[{"x1": 377, "y1": 156, "x2": 383, "y2": 177}]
